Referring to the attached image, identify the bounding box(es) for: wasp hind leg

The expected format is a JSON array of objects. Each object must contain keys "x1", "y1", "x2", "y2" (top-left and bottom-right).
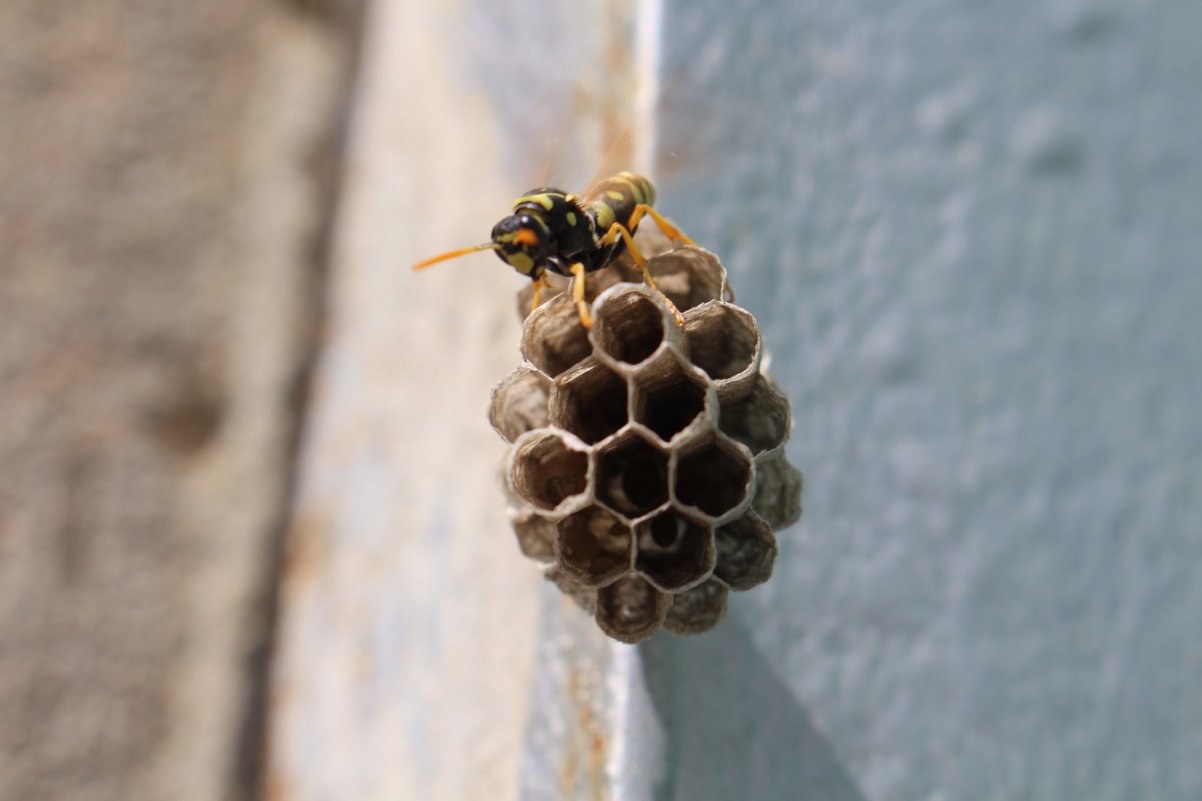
[
  {"x1": 624, "y1": 204, "x2": 696, "y2": 247},
  {"x1": 568, "y1": 263, "x2": 593, "y2": 329},
  {"x1": 597, "y1": 222, "x2": 685, "y2": 327}
]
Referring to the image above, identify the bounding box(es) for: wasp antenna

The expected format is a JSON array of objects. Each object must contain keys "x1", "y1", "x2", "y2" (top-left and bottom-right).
[{"x1": 410, "y1": 243, "x2": 498, "y2": 271}]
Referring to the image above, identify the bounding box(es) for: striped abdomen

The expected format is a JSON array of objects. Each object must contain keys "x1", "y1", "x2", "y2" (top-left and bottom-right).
[{"x1": 582, "y1": 171, "x2": 657, "y2": 236}]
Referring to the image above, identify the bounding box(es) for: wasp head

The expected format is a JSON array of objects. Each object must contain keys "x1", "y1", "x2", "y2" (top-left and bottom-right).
[{"x1": 491, "y1": 213, "x2": 552, "y2": 277}]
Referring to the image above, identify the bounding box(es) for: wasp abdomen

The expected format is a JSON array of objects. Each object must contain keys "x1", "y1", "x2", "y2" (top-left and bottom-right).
[{"x1": 583, "y1": 171, "x2": 657, "y2": 234}]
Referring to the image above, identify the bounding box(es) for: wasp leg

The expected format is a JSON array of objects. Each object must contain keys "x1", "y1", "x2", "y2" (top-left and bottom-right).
[
  {"x1": 568, "y1": 262, "x2": 593, "y2": 329},
  {"x1": 598, "y1": 222, "x2": 685, "y2": 327},
  {"x1": 530, "y1": 273, "x2": 550, "y2": 314},
  {"x1": 624, "y1": 204, "x2": 696, "y2": 247},
  {"x1": 598, "y1": 221, "x2": 650, "y2": 273}
]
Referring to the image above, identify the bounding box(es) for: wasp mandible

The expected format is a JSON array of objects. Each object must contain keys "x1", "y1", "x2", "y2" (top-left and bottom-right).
[{"x1": 412, "y1": 171, "x2": 694, "y2": 328}]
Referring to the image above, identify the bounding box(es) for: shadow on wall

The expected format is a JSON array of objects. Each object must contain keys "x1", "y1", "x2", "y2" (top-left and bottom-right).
[{"x1": 640, "y1": 623, "x2": 866, "y2": 801}]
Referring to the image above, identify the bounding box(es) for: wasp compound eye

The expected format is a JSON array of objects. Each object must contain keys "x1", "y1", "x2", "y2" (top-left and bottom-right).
[
  {"x1": 491, "y1": 215, "x2": 521, "y2": 242},
  {"x1": 492, "y1": 242, "x2": 803, "y2": 644}
]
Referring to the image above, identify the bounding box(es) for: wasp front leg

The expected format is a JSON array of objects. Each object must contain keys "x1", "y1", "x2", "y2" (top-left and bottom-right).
[
  {"x1": 529, "y1": 273, "x2": 550, "y2": 314},
  {"x1": 568, "y1": 263, "x2": 593, "y2": 329},
  {"x1": 597, "y1": 222, "x2": 685, "y2": 327}
]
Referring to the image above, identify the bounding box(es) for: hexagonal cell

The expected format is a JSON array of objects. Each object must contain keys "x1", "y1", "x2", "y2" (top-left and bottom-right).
[
  {"x1": 510, "y1": 509, "x2": 556, "y2": 563},
  {"x1": 673, "y1": 432, "x2": 754, "y2": 522},
  {"x1": 489, "y1": 366, "x2": 552, "y2": 443},
  {"x1": 517, "y1": 265, "x2": 651, "y2": 321},
  {"x1": 646, "y1": 247, "x2": 726, "y2": 312},
  {"x1": 555, "y1": 505, "x2": 634, "y2": 587},
  {"x1": 581, "y1": 260, "x2": 639, "y2": 301},
  {"x1": 635, "y1": 510, "x2": 715, "y2": 592},
  {"x1": 595, "y1": 430, "x2": 670, "y2": 520},
  {"x1": 663, "y1": 579, "x2": 728, "y2": 636},
  {"x1": 521, "y1": 294, "x2": 593, "y2": 378},
  {"x1": 683, "y1": 301, "x2": 761, "y2": 399},
  {"x1": 595, "y1": 574, "x2": 671, "y2": 644},
  {"x1": 591, "y1": 286, "x2": 670, "y2": 367},
  {"x1": 549, "y1": 358, "x2": 630, "y2": 445},
  {"x1": 752, "y1": 451, "x2": 804, "y2": 530},
  {"x1": 510, "y1": 429, "x2": 590, "y2": 514},
  {"x1": 515, "y1": 273, "x2": 567, "y2": 319},
  {"x1": 497, "y1": 455, "x2": 524, "y2": 507},
  {"x1": 632, "y1": 353, "x2": 712, "y2": 443},
  {"x1": 718, "y1": 374, "x2": 790, "y2": 455},
  {"x1": 713, "y1": 511, "x2": 777, "y2": 590},
  {"x1": 545, "y1": 566, "x2": 597, "y2": 614}
]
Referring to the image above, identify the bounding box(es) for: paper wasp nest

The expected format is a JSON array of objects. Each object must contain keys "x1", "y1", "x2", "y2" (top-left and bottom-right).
[{"x1": 490, "y1": 236, "x2": 803, "y2": 643}]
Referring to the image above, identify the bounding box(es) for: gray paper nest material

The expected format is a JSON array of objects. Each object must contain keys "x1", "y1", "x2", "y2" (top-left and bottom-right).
[{"x1": 490, "y1": 241, "x2": 803, "y2": 643}]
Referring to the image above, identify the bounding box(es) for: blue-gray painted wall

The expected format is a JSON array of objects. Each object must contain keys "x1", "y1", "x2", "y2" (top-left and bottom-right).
[{"x1": 652, "y1": 1, "x2": 1201, "y2": 798}]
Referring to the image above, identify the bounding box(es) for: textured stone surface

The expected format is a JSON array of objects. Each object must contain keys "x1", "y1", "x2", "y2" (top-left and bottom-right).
[
  {"x1": 0, "y1": 2, "x2": 357, "y2": 799},
  {"x1": 650, "y1": 0, "x2": 1202, "y2": 798}
]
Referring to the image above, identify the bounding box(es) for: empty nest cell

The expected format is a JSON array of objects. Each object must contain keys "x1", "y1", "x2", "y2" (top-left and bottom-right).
[
  {"x1": 490, "y1": 366, "x2": 551, "y2": 443},
  {"x1": 549, "y1": 358, "x2": 629, "y2": 445},
  {"x1": 636, "y1": 510, "x2": 715, "y2": 591},
  {"x1": 632, "y1": 353, "x2": 711, "y2": 443},
  {"x1": 646, "y1": 247, "x2": 727, "y2": 312},
  {"x1": 684, "y1": 301, "x2": 760, "y2": 397},
  {"x1": 510, "y1": 430, "x2": 590, "y2": 513},
  {"x1": 521, "y1": 295, "x2": 593, "y2": 378},
  {"x1": 672, "y1": 432, "x2": 753, "y2": 521},
  {"x1": 515, "y1": 273, "x2": 566, "y2": 319},
  {"x1": 516, "y1": 264, "x2": 640, "y2": 319},
  {"x1": 595, "y1": 430, "x2": 670, "y2": 520},
  {"x1": 591, "y1": 287, "x2": 669, "y2": 366},
  {"x1": 556, "y1": 505, "x2": 633, "y2": 587}
]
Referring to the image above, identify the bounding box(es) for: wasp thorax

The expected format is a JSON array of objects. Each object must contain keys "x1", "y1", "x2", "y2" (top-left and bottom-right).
[{"x1": 492, "y1": 213, "x2": 552, "y2": 277}]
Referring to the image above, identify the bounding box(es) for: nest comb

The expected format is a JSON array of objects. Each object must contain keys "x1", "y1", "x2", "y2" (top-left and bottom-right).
[{"x1": 489, "y1": 235, "x2": 803, "y2": 644}]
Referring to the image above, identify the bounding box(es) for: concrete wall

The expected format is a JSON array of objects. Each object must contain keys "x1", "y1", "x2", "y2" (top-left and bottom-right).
[{"x1": 652, "y1": 0, "x2": 1202, "y2": 798}]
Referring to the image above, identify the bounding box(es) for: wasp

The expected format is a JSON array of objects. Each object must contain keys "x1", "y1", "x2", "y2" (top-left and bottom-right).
[{"x1": 411, "y1": 171, "x2": 694, "y2": 328}]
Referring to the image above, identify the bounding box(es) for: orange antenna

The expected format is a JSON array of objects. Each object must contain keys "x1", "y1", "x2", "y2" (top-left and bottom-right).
[{"x1": 410, "y1": 243, "x2": 498, "y2": 271}]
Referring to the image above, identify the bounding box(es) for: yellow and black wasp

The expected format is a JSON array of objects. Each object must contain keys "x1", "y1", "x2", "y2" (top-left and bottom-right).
[{"x1": 412, "y1": 171, "x2": 694, "y2": 328}]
